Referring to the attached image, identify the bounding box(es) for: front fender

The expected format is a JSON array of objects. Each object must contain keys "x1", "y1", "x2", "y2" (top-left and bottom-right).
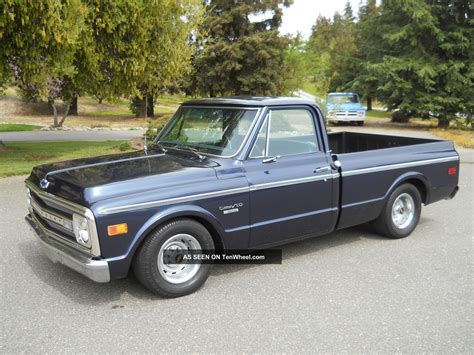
[{"x1": 105, "y1": 204, "x2": 226, "y2": 278}]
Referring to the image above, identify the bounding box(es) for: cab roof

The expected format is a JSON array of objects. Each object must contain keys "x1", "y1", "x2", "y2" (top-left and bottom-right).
[{"x1": 181, "y1": 96, "x2": 317, "y2": 107}]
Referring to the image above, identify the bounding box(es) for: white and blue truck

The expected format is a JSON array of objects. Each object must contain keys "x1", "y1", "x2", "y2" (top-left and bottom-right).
[{"x1": 326, "y1": 92, "x2": 367, "y2": 126}]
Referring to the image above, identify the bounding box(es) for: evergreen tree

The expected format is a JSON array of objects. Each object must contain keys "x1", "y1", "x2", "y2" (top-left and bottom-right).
[
  {"x1": 190, "y1": 0, "x2": 292, "y2": 97},
  {"x1": 348, "y1": 0, "x2": 381, "y2": 110},
  {"x1": 370, "y1": 0, "x2": 472, "y2": 126}
]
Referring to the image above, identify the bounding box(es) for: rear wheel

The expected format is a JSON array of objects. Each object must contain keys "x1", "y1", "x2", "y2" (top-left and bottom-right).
[
  {"x1": 132, "y1": 218, "x2": 214, "y2": 297},
  {"x1": 373, "y1": 184, "x2": 422, "y2": 239}
]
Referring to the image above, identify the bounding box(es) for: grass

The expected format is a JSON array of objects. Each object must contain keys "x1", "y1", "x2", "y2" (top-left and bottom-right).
[
  {"x1": 0, "y1": 140, "x2": 132, "y2": 177},
  {"x1": 431, "y1": 129, "x2": 474, "y2": 148},
  {"x1": 0, "y1": 123, "x2": 42, "y2": 132},
  {"x1": 366, "y1": 110, "x2": 392, "y2": 119}
]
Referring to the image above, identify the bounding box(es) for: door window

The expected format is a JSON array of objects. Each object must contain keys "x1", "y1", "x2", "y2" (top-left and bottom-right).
[{"x1": 250, "y1": 109, "x2": 319, "y2": 158}]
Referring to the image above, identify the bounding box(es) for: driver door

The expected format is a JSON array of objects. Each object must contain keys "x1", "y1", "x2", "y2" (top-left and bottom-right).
[{"x1": 243, "y1": 108, "x2": 337, "y2": 247}]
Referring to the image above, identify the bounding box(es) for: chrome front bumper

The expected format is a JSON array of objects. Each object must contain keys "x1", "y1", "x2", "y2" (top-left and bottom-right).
[
  {"x1": 328, "y1": 116, "x2": 365, "y2": 122},
  {"x1": 25, "y1": 214, "x2": 110, "y2": 283}
]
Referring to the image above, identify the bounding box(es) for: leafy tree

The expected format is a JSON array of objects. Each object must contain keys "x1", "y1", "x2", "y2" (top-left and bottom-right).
[
  {"x1": 370, "y1": 0, "x2": 473, "y2": 126},
  {"x1": 189, "y1": 0, "x2": 292, "y2": 97},
  {"x1": 306, "y1": 3, "x2": 357, "y2": 97},
  {"x1": 78, "y1": 0, "x2": 201, "y2": 118},
  {"x1": 1, "y1": 0, "x2": 85, "y2": 126},
  {"x1": 305, "y1": 16, "x2": 333, "y2": 95},
  {"x1": 326, "y1": 8, "x2": 357, "y2": 92},
  {"x1": 283, "y1": 34, "x2": 309, "y2": 94}
]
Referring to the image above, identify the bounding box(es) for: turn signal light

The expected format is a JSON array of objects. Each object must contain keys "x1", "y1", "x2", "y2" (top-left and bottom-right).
[
  {"x1": 448, "y1": 167, "x2": 457, "y2": 175},
  {"x1": 107, "y1": 223, "x2": 128, "y2": 236}
]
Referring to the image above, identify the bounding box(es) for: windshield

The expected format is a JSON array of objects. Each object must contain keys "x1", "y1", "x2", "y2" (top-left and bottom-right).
[
  {"x1": 327, "y1": 94, "x2": 359, "y2": 105},
  {"x1": 156, "y1": 107, "x2": 258, "y2": 157}
]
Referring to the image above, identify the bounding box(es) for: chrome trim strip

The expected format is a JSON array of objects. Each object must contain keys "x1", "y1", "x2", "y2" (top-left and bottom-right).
[
  {"x1": 26, "y1": 181, "x2": 101, "y2": 257},
  {"x1": 341, "y1": 156, "x2": 459, "y2": 177},
  {"x1": 226, "y1": 207, "x2": 339, "y2": 233},
  {"x1": 97, "y1": 186, "x2": 250, "y2": 215},
  {"x1": 98, "y1": 173, "x2": 337, "y2": 215},
  {"x1": 249, "y1": 174, "x2": 334, "y2": 191}
]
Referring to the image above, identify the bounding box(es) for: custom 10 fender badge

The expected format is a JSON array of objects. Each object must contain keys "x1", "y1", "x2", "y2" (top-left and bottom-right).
[{"x1": 219, "y1": 202, "x2": 243, "y2": 215}]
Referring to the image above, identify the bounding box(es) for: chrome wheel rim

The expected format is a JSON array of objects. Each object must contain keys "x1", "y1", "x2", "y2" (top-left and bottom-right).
[
  {"x1": 157, "y1": 234, "x2": 201, "y2": 284},
  {"x1": 391, "y1": 193, "x2": 415, "y2": 229}
]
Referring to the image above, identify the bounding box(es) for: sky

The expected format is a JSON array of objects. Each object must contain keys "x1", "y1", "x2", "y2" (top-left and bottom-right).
[{"x1": 280, "y1": 0, "x2": 362, "y2": 38}]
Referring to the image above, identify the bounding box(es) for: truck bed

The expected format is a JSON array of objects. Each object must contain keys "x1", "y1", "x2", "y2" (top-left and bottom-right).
[
  {"x1": 327, "y1": 131, "x2": 458, "y2": 230},
  {"x1": 328, "y1": 132, "x2": 438, "y2": 154}
]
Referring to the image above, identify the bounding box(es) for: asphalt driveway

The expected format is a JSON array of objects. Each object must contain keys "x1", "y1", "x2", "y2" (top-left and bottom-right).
[{"x1": 0, "y1": 150, "x2": 472, "y2": 353}]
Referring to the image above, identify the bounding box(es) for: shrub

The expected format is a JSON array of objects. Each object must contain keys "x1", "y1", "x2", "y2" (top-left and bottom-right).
[{"x1": 145, "y1": 114, "x2": 172, "y2": 141}]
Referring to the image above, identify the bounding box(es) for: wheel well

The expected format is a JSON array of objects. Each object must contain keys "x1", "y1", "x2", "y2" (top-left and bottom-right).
[
  {"x1": 186, "y1": 216, "x2": 225, "y2": 251},
  {"x1": 403, "y1": 178, "x2": 427, "y2": 203},
  {"x1": 136, "y1": 215, "x2": 225, "y2": 254}
]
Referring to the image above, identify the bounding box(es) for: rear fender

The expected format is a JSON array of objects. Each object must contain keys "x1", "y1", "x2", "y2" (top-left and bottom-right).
[{"x1": 383, "y1": 172, "x2": 430, "y2": 205}]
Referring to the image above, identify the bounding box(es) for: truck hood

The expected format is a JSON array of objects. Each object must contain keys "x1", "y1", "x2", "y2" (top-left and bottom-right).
[{"x1": 27, "y1": 148, "x2": 219, "y2": 206}]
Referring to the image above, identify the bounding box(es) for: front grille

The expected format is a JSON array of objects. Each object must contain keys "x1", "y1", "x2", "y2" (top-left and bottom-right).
[
  {"x1": 26, "y1": 182, "x2": 102, "y2": 257},
  {"x1": 30, "y1": 195, "x2": 80, "y2": 247},
  {"x1": 336, "y1": 110, "x2": 358, "y2": 117}
]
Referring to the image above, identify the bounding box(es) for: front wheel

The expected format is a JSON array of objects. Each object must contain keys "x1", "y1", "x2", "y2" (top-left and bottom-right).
[
  {"x1": 356, "y1": 121, "x2": 364, "y2": 126},
  {"x1": 373, "y1": 184, "x2": 422, "y2": 239},
  {"x1": 132, "y1": 219, "x2": 214, "y2": 297}
]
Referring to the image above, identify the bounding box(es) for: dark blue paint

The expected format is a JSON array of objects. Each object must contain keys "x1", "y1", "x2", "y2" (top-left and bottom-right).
[{"x1": 25, "y1": 97, "x2": 460, "y2": 280}]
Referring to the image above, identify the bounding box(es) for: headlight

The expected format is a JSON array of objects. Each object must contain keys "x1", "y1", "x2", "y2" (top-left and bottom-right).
[
  {"x1": 358, "y1": 111, "x2": 364, "y2": 117},
  {"x1": 73, "y1": 213, "x2": 91, "y2": 247}
]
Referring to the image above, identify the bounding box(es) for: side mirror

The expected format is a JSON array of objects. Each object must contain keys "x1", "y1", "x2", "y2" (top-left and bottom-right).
[{"x1": 262, "y1": 155, "x2": 280, "y2": 164}]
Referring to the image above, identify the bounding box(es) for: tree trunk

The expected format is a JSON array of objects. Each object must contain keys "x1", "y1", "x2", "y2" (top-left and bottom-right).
[
  {"x1": 437, "y1": 117, "x2": 450, "y2": 128},
  {"x1": 49, "y1": 98, "x2": 59, "y2": 127},
  {"x1": 366, "y1": 97, "x2": 372, "y2": 111},
  {"x1": 70, "y1": 95, "x2": 78, "y2": 116},
  {"x1": 137, "y1": 96, "x2": 147, "y2": 118},
  {"x1": 147, "y1": 95, "x2": 154, "y2": 117},
  {"x1": 58, "y1": 102, "x2": 71, "y2": 127}
]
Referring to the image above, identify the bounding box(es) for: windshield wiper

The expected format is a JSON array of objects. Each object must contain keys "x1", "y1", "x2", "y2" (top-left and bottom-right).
[
  {"x1": 179, "y1": 145, "x2": 207, "y2": 161},
  {"x1": 150, "y1": 142, "x2": 168, "y2": 153},
  {"x1": 161, "y1": 142, "x2": 207, "y2": 161}
]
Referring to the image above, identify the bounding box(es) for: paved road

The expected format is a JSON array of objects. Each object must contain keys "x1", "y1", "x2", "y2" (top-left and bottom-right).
[
  {"x1": 0, "y1": 152, "x2": 472, "y2": 353},
  {"x1": 0, "y1": 129, "x2": 145, "y2": 142}
]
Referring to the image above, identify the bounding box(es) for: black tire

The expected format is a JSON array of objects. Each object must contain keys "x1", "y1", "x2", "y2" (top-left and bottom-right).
[
  {"x1": 356, "y1": 121, "x2": 364, "y2": 126},
  {"x1": 373, "y1": 184, "x2": 422, "y2": 239},
  {"x1": 132, "y1": 218, "x2": 214, "y2": 298}
]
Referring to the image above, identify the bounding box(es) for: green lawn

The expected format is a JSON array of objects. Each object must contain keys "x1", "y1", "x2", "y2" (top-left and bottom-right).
[
  {"x1": 366, "y1": 110, "x2": 392, "y2": 119},
  {"x1": 0, "y1": 141, "x2": 131, "y2": 177},
  {"x1": 0, "y1": 123, "x2": 42, "y2": 132}
]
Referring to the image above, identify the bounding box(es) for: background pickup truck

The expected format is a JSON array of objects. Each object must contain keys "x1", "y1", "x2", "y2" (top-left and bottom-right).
[
  {"x1": 326, "y1": 92, "x2": 366, "y2": 125},
  {"x1": 25, "y1": 97, "x2": 460, "y2": 297}
]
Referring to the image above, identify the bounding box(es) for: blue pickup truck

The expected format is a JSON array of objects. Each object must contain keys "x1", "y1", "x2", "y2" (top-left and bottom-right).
[
  {"x1": 25, "y1": 97, "x2": 459, "y2": 297},
  {"x1": 326, "y1": 92, "x2": 366, "y2": 125}
]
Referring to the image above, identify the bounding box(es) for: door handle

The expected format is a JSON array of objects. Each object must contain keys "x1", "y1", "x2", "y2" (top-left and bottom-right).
[{"x1": 314, "y1": 166, "x2": 331, "y2": 173}]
